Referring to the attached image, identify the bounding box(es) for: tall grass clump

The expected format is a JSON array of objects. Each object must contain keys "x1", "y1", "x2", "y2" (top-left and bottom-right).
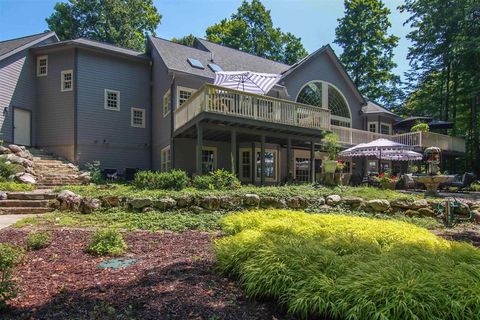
[
  {"x1": 133, "y1": 170, "x2": 189, "y2": 190},
  {"x1": 215, "y1": 210, "x2": 480, "y2": 320}
]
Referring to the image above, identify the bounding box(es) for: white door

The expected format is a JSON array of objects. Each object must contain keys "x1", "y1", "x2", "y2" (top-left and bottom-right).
[{"x1": 14, "y1": 108, "x2": 31, "y2": 146}]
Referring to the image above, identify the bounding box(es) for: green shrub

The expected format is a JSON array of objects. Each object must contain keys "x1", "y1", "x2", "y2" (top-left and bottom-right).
[
  {"x1": 471, "y1": 181, "x2": 480, "y2": 191},
  {"x1": 87, "y1": 229, "x2": 127, "y2": 256},
  {"x1": 193, "y1": 169, "x2": 241, "y2": 190},
  {"x1": 26, "y1": 231, "x2": 52, "y2": 251},
  {"x1": 0, "y1": 181, "x2": 34, "y2": 191},
  {"x1": 411, "y1": 121, "x2": 430, "y2": 132},
  {"x1": 0, "y1": 243, "x2": 22, "y2": 310},
  {"x1": 216, "y1": 210, "x2": 480, "y2": 320},
  {"x1": 85, "y1": 161, "x2": 103, "y2": 184},
  {"x1": 133, "y1": 170, "x2": 189, "y2": 190},
  {"x1": 0, "y1": 159, "x2": 17, "y2": 181}
]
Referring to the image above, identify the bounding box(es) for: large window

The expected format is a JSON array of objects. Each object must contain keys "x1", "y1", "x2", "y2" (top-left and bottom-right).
[
  {"x1": 380, "y1": 123, "x2": 391, "y2": 135},
  {"x1": 256, "y1": 149, "x2": 277, "y2": 181},
  {"x1": 37, "y1": 55, "x2": 48, "y2": 77},
  {"x1": 177, "y1": 86, "x2": 195, "y2": 107},
  {"x1": 61, "y1": 70, "x2": 73, "y2": 92},
  {"x1": 163, "y1": 90, "x2": 171, "y2": 117},
  {"x1": 296, "y1": 81, "x2": 351, "y2": 128},
  {"x1": 161, "y1": 146, "x2": 171, "y2": 171},
  {"x1": 240, "y1": 149, "x2": 251, "y2": 180},
  {"x1": 201, "y1": 147, "x2": 217, "y2": 173},
  {"x1": 295, "y1": 157, "x2": 310, "y2": 182},
  {"x1": 104, "y1": 89, "x2": 120, "y2": 111}
]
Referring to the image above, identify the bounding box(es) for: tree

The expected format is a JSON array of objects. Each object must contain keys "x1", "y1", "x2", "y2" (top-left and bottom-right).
[
  {"x1": 46, "y1": 0, "x2": 161, "y2": 51},
  {"x1": 205, "y1": 0, "x2": 307, "y2": 64},
  {"x1": 334, "y1": 0, "x2": 402, "y2": 108},
  {"x1": 171, "y1": 34, "x2": 196, "y2": 47}
]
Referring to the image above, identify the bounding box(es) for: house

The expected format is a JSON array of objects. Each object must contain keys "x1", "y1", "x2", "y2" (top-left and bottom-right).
[{"x1": 0, "y1": 31, "x2": 466, "y2": 184}]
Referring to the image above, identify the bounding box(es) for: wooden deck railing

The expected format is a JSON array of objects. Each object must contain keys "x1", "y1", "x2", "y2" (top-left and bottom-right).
[
  {"x1": 332, "y1": 125, "x2": 465, "y2": 153},
  {"x1": 174, "y1": 84, "x2": 331, "y2": 131}
]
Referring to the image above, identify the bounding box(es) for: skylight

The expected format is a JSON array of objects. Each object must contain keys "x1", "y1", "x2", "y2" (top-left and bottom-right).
[
  {"x1": 187, "y1": 58, "x2": 204, "y2": 69},
  {"x1": 208, "y1": 63, "x2": 222, "y2": 72}
]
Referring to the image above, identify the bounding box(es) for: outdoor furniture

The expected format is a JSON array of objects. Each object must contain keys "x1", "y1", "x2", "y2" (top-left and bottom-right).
[
  {"x1": 444, "y1": 172, "x2": 477, "y2": 190},
  {"x1": 103, "y1": 169, "x2": 118, "y2": 181}
]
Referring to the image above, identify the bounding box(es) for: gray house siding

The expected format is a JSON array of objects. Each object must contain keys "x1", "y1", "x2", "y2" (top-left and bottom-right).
[
  {"x1": 76, "y1": 50, "x2": 151, "y2": 172},
  {"x1": 281, "y1": 52, "x2": 364, "y2": 130},
  {"x1": 36, "y1": 48, "x2": 75, "y2": 161}
]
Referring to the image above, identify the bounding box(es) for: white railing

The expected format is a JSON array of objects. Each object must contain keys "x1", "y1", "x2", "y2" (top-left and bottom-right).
[
  {"x1": 174, "y1": 84, "x2": 331, "y2": 131},
  {"x1": 332, "y1": 125, "x2": 465, "y2": 153}
]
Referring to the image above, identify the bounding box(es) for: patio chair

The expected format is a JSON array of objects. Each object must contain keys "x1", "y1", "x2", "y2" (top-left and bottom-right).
[{"x1": 444, "y1": 172, "x2": 477, "y2": 191}]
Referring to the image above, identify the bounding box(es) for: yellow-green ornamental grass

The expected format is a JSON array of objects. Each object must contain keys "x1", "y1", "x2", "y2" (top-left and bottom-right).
[{"x1": 215, "y1": 210, "x2": 480, "y2": 320}]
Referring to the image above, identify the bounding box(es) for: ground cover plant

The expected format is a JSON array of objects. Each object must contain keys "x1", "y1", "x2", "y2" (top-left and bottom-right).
[
  {"x1": 0, "y1": 181, "x2": 34, "y2": 192},
  {"x1": 216, "y1": 210, "x2": 480, "y2": 320},
  {"x1": 0, "y1": 243, "x2": 22, "y2": 310},
  {"x1": 25, "y1": 231, "x2": 52, "y2": 251},
  {"x1": 87, "y1": 228, "x2": 126, "y2": 256}
]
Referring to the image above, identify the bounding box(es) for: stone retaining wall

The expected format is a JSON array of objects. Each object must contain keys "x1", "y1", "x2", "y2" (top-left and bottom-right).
[{"x1": 52, "y1": 190, "x2": 480, "y2": 223}]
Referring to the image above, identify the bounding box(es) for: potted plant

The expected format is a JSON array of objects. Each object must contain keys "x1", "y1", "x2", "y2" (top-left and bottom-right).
[{"x1": 323, "y1": 132, "x2": 340, "y2": 173}]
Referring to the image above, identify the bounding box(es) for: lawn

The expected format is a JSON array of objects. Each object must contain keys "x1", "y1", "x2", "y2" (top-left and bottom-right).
[{"x1": 216, "y1": 210, "x2": 480, "y2": 320}]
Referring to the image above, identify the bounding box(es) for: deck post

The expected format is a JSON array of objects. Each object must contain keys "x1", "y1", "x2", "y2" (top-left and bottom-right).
[
  {"x1": 310, "y1": 141, "x2": 316, "y2": 183},
  {"x1": 231, "y1": 130, "x2": 237, "y2": 175},
  {"x1": 287, "y1": 137, "x2": 292, "y2": 182},
  {"x1": 196, "y1": 124, "x2": 203, "y2": 175},
  {"x1": 260, "y1": 135, "x2": 266, "y2": 186}
]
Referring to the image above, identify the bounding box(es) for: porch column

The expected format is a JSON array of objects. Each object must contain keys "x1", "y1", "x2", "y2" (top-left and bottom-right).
[
  {"x1": 196, "y1": 124, "x2": 203, "y2": 175},
  {"x1": 260, "y1": 135, "x2": 266, "y2": 186},
  {"x1": 287, "y1": 137, "x2": 292, "y2": 181},
  {"x1": 310, "y1": 141, "x2": 316, "y2": 183},
  {"x1": 230, "y1": 130, "x2": 237, "y2": 175}
]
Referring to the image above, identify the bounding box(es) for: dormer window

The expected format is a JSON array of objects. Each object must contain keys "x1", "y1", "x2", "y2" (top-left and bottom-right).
[{"x1": 37, "y1": 55, "x2": 48, "y2": 77}]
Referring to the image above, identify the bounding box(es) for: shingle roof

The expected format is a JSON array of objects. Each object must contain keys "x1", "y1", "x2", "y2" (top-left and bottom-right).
[
  {"x1": 35, "y1": 38, "x2": 149, "y2": 61},
  {"x1": 0, "y1": 31, "x2": 57, "y2": 60},
  {"x1": 149, "y1": 36, "x2": 290, "y2": 79}
]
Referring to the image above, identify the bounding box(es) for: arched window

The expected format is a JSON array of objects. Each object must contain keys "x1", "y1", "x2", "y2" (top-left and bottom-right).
[{"x1": 296, "y1": 81, "x2": 351, "y2": 128}]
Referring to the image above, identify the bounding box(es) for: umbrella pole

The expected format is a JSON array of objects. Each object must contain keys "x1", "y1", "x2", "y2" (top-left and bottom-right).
[{"x1": 379, "y1": 149, "x2": 382, "y2": 173}]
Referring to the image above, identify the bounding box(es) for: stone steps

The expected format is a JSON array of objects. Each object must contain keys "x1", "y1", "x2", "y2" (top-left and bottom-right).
[
  {"x1": 7, "y1": 192, "x2": 57, "y2": 200},
  {"x1": 0, "y1": 200, "x2": 51, "y2": 207},
  {"x1": 0, "y1": 207, "x2": 53, "y2": 215}
]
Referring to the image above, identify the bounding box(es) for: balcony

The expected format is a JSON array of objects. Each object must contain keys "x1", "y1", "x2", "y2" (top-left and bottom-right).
[
  {"x1": 331, "y1": 125, "x2": 466, "y2": 154},
  {"x1": 174, "y1": 84, "x2": 331, "y2": 132}
]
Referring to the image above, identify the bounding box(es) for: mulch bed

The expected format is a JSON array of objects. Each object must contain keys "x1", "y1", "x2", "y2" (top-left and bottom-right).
[
  {"x1": 432, "y1": 224, "x2": 480, "y2": 248},
  {"x1": 0, "y1": 228, "x2": 289, "y2": 320}
]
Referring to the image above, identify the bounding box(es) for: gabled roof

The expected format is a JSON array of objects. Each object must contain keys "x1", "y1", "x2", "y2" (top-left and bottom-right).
[
  {"x1": 362, "y1": 99, "x2": 401, "y2": 119},
  {"x1": 0, "y1": 31, "x2": 58, "y2": 61},
  {"x1": 34, "y1": 38, "x2": 149, "y2": 62},
  {"x1": 148, "y1": 36, "x2": 290, "y2": 79},
  {"x1": 280, "y1": 44, "x2": 366, "y2": 105}
]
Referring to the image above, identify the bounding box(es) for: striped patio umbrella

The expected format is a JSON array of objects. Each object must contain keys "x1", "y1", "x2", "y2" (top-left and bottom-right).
[{"x1": 213, "y1": 71, "x2": 281, "y2": 95}]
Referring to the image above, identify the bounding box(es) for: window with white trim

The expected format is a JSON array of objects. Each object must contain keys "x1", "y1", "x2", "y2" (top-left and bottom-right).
[
  {"x1": 368, "y1": 122, "x2": 377, "y2": 133},
  {"x1": 61, "y1": 70, "x2": 73, "y2": 92},
  {"x1": 177, "y1": 86, "x2": 195, "y2": 107},
  {"x1": 131, "y1": 108, "x2": 145, "y2": 128},
  {"x1": 163, "y1": 90, "x2": 171, "y2": 117},
  {"x1": 255, "y1": 149, "x2": 278, "y2": 181},
  {"x1": 161, "y1": 146, "x2": 171, "y2": 171},
  {"x1": 380, "y1": 123, "x2": 391, "y2": 135},
  {"x1": 295, "y1": 157, "x2": 310, "y2": 182},
  {"x1": 104, "y1": 89, "x2": 120, "y2": 111},
  {"x1": 201, "y1": 147, "x2": 217, "y2": 173},
  {"x1": 37, "y1": 55, "x2": 48, "y2": 76}
]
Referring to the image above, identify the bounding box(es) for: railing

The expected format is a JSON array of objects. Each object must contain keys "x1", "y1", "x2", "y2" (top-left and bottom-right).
[
  {"x1": 332, "y1": 125, "x2": 466, "y2": 153},
  {"x1": 174, "y1": 84, "x2": 331, "y2": 131}
]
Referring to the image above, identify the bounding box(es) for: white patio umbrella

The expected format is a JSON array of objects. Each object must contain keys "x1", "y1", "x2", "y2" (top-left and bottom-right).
[
  {"x1": 213, "y1": 71, "x2": 281, "y2": 95},
  {"x1": 380, "y1": 150, "x2": 423, "y2": 161}
]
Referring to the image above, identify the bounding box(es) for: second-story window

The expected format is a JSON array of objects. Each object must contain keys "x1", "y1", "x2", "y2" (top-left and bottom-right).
[
  {"x1": 163, "y1": 90, "x2": 171, "y2": 117},
  {"x1": 380, "y1": 124, "x2": 391, "y2": 135},
  {"x1": 37, "y1": 55, "x2": 48, "y2": 77},
  {"x1": 61, "y1": 70, "x2": 73, "y2": 92},
  {"x1": 104, "y1": 89, "x2": 120, "y2": 111},
  {"x1": 131, "y1": 108, "x2": 145, "y2": 128},
  {"x1": 368, "y1": 123, "x2": 377, "y2": 133},
  {"x1": 177, "y1": 86, "x2": 194, "y2": 107}
]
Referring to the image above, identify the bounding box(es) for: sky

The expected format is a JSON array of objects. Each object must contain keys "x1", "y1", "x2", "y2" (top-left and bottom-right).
[{"x1": 0, "y1": 0, "x2": 412, "y2": 79}]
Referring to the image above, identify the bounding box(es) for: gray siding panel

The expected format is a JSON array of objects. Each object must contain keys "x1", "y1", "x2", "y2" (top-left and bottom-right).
[
  {"x1": 36, "y1": 48, "x2": 75, "y2": 160},
  {"x1": 76, "y1": 50, "x2": 151, "y2": 171}
]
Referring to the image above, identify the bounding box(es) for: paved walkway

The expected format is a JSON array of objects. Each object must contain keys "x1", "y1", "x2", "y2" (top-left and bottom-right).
[{"x1": 0, "y1": 214, "x2": 38, "y2": 229}]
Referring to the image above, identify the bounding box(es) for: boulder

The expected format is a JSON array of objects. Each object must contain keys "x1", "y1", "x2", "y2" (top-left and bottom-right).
[
  {"x1": 7, "y1": 144, "x2": 22, "y2": 153},
  {"x1": 24, "y1": 166, "x2": 36, "y2": 176},
  {"x1": 341, "y1": 196, "x2": 364, "y2": 209},
  {"x1": 3, "y1": 154, "x2": 23, "y2": 165},
  {"x1": 198, "y1": 196, "x2": 221, "y2": 211},
  {"x1": 153, "y1": 197, "x2": 177, "y2": 211},
  {"x1": 16, "y1": 150, "x2": 33, "y2": 160},
  {"x1": 48, "y1": 199, "x2": 61, "y2": 209},
  {"x1": 176, "y1": 195, "x2": 194, "y2": 208},
  {"x1": 286, "y1": 196, "x2": 309, "y2": 209},
  {"x1": 81, "y1": 198, "x2": 101, "y2": 214},
  {"x1": 191, "y1": 205, "x2": 206, "y2": 214},
  {"x1": 57, "y1": 190, "x2": 82, "y2": 211},
  {"x1": 418, "y1": 207, "x2": 435, "y2": 217},
  {"x1": 404, "y1": 209, "x2": 419, "y2": 217},
  {"x1": 473, "y1": 210, "x2": 480, "y2": 224},
  {"x1": 390, "y1": 199, "x2": 414, "y2": 209},
  {"x1": 128, "y1": 198, "x2": 152, "y2": 210},
  {"x1": 260, "y1": 196, "x2": 286, "y2": 209},
  {"x1": 220, "y1": 196, "x2": 242, "y2": 209},
  {"x1": 366, "y1": 199, "x2": 390, "y2": 212},
  {"x1": 412, "y1": 199, "x2": 429, "y2": 210},
  {"x1": 0, "y1": 146, "x2": 11, "y2": 154},
  {"x1": 326, "y1": 194, "x2": 342, "y2": 206},
  {"x1": 142, "y1": 207, "x2": 154, "y2": 213},
  {"x1": 78, "y1": 172, "x2": 91, "y2": 184},
  {"x1": 21, "y1": 158, "x2": 34, "y2": 168},
  {"x1": 101, "y1": 196, "x2": 120, "y2": 208},
  {"x1": 0, "y1": 191, "x2": 7, "y2": 200},
  {"x1": 15, "y1": 173, "x2": 36, "y2": 184},
  {"x1": 243, "y1": 194, "x2": 260, "y2": 207}
]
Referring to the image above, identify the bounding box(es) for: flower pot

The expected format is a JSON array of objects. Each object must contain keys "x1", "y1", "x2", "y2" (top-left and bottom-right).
[{"x1": 323, "y1": 160, "x2": 337, "y2": 174}]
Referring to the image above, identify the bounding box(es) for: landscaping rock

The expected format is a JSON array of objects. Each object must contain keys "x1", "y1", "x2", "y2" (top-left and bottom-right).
[
  {"x1": 81, "y1": 198, "x2": 101, "y2": 214},
  {"x1": 57, "y1": 190, "x2": 83, "y2": 211},
  {"x1": 16, "y1": 150, "x2": 33, "y2": 160},
  {"x1": 8, "y1": 144, "x2": 22, "y2": 153},
  {"x1": 390, "y1": 199, "x2": 413, "y2": 209},
  {"x1": 0, "y1": 192, "x2": 6, "y2": 200},
  {"x1": 260, "y1": 196, "x2": 286, "y2": 209},
  {"x1": 404, "y1": 209, "x2": 419, "y2": 217},
  {"x1": 473, "y1": 210, "x2": 480, "y2": 224},
  {"x1": 129, "y1": 198, "x2": 152, "y2": 210},
  {"x1": 286, "y1": 196, "x2": 309, "y2": 209},
  {"x1": 21, "y1": 158, "x2": 34, "y2": 168},
  {"x1": 199, "y1": 196, "x2": 221, "y2": 211},
  {"x1": 341, "y1": 196, "x2": 364, "y2": 209},
  {"x1": 191, "y1": 205, "x2": 206, "y2": 214},
  {"x1": 78, "y1": 172, "x2": 91, "y2": 184},
  {"x1": 412, "y1": 199, "x2": 429, "y2": 210},
  {"x1": 243, "y1": 194, "x2": 260, "y2": 207},
  {"x1": 3, "y1": 153, "x2": 23, "y2": 165},
  {"x1": 101, "y1": 196, "x2": 120, "y2": 208},
  {"x1": 418, "y1": 207, "x2": 435, "y2": 217},
  {"x1": 220, "y1": 196, "x2": 242, "y2": 209},
  {"x1": 142, "y1": 207, "x2": 154, "y2": 213},
  {"x1": 0, "y1": 146, "x2": 11, "y2": 154},
  {"x1": 176, "y1": 195, "x2": 194, "y2": 208},
  {"x1": 153, "y1": 197, "x2": 177, "y2": 211},
  {"x1": 15, "y1": 173, "x2": 36, "y2": 184},
  {"x1": 326, "y1": 194, "x2": 342, "y2": 206},
  {"x1": 366, "y1": 199, "x2": 390, "y2": 212},
  {"x1": 48, "y1": 199, "x2": 61, "y2": 209}
]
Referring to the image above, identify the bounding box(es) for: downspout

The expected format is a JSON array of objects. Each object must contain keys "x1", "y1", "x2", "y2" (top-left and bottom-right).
[
  {"x1": 148, "y1": 60, "x2": 153, "y2": 170},
  {"x1": 170, "y1": 74, "x2": 176, "y2": 169},
  {"x1": 73, "y1": 48, "x2": 78, "y2": 164}
]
